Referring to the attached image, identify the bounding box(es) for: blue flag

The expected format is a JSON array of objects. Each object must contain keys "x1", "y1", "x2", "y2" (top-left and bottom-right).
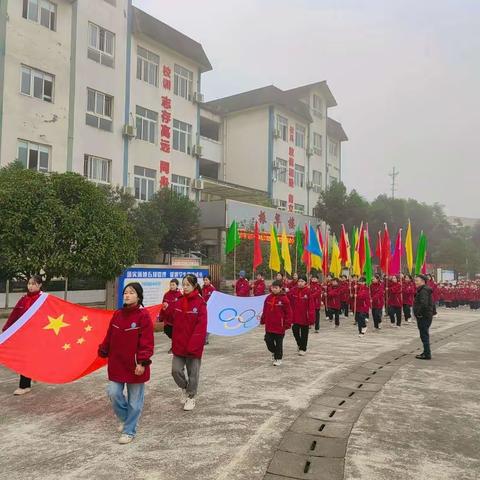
[{"x1": 306, "y1": 224, "x2": 323, "y2": 257}]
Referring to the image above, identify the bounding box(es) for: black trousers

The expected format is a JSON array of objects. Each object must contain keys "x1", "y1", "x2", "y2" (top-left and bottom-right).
[
  {"x1": 329, "y1": 309, "x2": 340, "y2": 326},
  {"x1": 292, "y1": 324, "x2": 309, "y2": 351},
  {"x1": 388, "y1": 306, "x2": 402, "y2": 326},
  {"x1": 372, "y1": 308, "x2": 382, "y2": 328},
  {"x1": 417, "y1": 318, "x2": 432, "y2": 356},
  {"x1": 341, "y1": 302, "x2": 349, "y2": 317},
  {"x1": 19, "y1": 375, "x2": 31, "y2": 389},
  {"x1": 403, "y1": 304, "x2": 412, "y2": 320},
  {"x1": 314, "y1": 309, "x2": 320, "y2": 330},
  {"x1": 264, "y1": 332, "x2": 284, "y2": 360},
  {"x1": 356, "y1": 312, "x2": 367, "y2": 333},
  {"x1": 164, "y1": 324, "x2": 173, "y2": 339},
  {"x1": 326, "y1": 307, "x2": 333, "y2": 320}
]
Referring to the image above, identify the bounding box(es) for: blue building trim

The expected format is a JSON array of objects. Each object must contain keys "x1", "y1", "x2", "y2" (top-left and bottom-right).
[
  {"x1": 0, "y1": 0, "x2": 8, "y2": 163},
  {"x1": 66, "y1": 0, "x2": 78, "y2": 172},
  {"x1": 195, "y1": 67, "x2": 201, "y2": 201},
  {"x1": 267, "y1": 106, "x2": 274, "y2": 197},
  {"x1": 123, "y1": 0, "x2": 133, "y2": 187}
]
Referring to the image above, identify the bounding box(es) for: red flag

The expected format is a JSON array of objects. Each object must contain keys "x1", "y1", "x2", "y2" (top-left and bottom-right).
[
  {"x1": 421, "y1": 262, "x2": 427, "y2": 274},
  {"x1": 375, "y1": 231, "x2": 382, "y2": 261},
  {"x1": 0, "y1": 294, "x2": 161, "y2": 384},
  {"x1": 318, "y1": 228, "x2": 328, "y2": 275},
  {"x1": 302, "y1": 224, "x2": 311, "y2": 272},
  {"x1": 339, "y1": 225, "x2": 349, "y2": 265},
  {"x1": 381, "y1": 224, "x2": 391, "y2": 274},
  {"x1": 253, "y1": 221, "x2": 263, "y2": 271},
  {"x1": 358, "y1": 224, "x2": 366, "y2": 272},
  {"x1": 390, "y1": 229, "x2": 402, "y2": 275}
]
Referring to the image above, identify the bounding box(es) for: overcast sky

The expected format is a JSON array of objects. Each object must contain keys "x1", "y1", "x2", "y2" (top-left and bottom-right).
[{"x1": 135, "y1": 0, "x2": 480, "y2": 218}]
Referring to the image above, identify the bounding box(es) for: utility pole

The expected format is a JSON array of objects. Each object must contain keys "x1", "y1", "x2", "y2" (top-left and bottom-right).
[{"x1": 389, "y1": 166, "x2": 399, "y2": 199}]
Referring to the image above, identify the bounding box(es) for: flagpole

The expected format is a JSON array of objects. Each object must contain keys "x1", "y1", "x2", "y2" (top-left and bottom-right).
[{"x1": 233, "y1": 224, "x2": 237, "y2": 281}]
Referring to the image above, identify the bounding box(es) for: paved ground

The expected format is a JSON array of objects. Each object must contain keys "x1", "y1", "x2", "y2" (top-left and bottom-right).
[{"x1": 0, "y1": 308, "x2": 478, "y2": 480}]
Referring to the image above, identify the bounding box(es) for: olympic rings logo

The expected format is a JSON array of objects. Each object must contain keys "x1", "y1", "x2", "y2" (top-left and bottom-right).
[{"x1": 218, "y1": 308, "x2": 261, "y2": 330}]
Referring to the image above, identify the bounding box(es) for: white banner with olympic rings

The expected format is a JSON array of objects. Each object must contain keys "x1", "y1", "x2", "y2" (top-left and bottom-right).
[{"x1": 207, "y1": 291, "x2": 268, "y2": 336}]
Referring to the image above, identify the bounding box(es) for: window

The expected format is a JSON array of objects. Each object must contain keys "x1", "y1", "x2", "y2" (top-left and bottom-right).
[
  {"x1": 295, "y1": 124, "x2": 305, "y2": 149},
  {"x1": 20, "y1": 65, "x2": 54, "y2": 102},
  {"x1": 294, "y1": 203, "x2": 305, "y2": 214},
  {"x1": 313, "y1": 132, "x2": 322, "y2": 155},
  {"x1": 17, "y1": 140, "x2": 50, "y2": 172},
  {"x1": 86, "y1": 88, "x2": 113, "y2": 131},
  {"x1": 312, "y1": 94, "x2": 323, "y2": 118},
  {"x1": 22, "y1": 0, "x2": 56, "y2": 31},
  {"x1": 276, "y1": 115, "x2": 288, "y2": 141},
  {"x1": 294, "y1": 164, "x2": 305, "y2": 188},
  {"x1": 278, "y1": 200, "x2": 287, "y2": 211},
  {"x1": 135, "y1": 106, "x2": 158, "y2": 144},
  {"x1": 83, "y1": 155, "x2": 111, "y2": 184},
  {"x1": 134, "y1": 166, "x2": 156, "y2": 201},
  {"x1": 312, "y1": 170, "x2": 323, "y2": 193},
  {"x1": 274, "y1": 158, "x2": 287, "y2": 183},
  {"x1": 88, "y1": 23, "x2": 115, "y2": 68},
  {"x1": 172, "y1": 119, "x2": 192, "y2": 154},
  {"x1": 329, "y1": 140, "x2": 338, "y2": 156},
  {"x1": 174, "y1": 64, "x2": 193, "y2": 100},
  {"x1": 171, "y1": 174, "x2": 190, "y2": 197},
  {"x1": 137, "y1": 46, "x2": 159, "y2": 87}
]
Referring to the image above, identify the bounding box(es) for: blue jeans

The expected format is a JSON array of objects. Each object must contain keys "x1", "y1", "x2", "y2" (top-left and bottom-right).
[{"x1": 107, "y1": 382, "x2": 145, "y2": 436}]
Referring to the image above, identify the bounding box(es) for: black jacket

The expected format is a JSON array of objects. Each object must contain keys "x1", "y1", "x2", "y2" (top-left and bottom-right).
[{"x1": 413, "y1": 285, "x2": 433, "y2": 320}]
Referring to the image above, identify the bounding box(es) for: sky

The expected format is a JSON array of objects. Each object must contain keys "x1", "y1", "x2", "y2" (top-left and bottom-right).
[{"x1": 134, "y1": 0, "x2": 480, "y2": 218}]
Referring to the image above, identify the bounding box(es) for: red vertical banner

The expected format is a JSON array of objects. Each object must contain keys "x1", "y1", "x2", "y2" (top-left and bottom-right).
[{"x1": 159, "y1": 64, "x2": 172, "y2": 188}]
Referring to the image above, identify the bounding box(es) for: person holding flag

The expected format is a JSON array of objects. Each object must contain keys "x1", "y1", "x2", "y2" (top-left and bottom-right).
[
  {"x1": 309, "y1": 273, "x2": 323, "y2": 333},
  {"x1": 402, "y1": 274, "x2": 416, "y2": 324},
  {"x1": 370, "y1": 274, "x2": 385, "y2": 330},
  {"x1": 326, "y1": 277, "x2": 342, "y2": 328},
  {"x1": 387, "y1": 276, "x2": 403, "y2": 327},
  {"x1": 354, "y1": 277, "x2": 371, "y2": 337}
]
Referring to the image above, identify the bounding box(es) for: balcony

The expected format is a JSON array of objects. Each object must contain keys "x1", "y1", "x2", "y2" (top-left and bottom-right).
[{"x1": 200, "y1": 136, "x2": 222, "y2": 164}]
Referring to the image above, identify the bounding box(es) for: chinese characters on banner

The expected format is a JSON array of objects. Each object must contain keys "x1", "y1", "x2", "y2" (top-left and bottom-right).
[
  {"x1": 160, "y1": 64, "x2": 172, "y2": 188},
  {"x1": 288, "y1": 146, "x2": 295, "y2": 211}
]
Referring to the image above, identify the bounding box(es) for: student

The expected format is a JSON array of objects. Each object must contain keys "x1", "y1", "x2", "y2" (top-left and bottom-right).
[
  {"x1": 354, "y1": 277, "x2": 371, "y2": 337},
  {"x1": 387, "y1": 275, "x2": 403, "y2": 327},
  {"x1": 235, "y1": 271, "x2": 251, "y2": 297},
  {"x1": 252, "y1": 272, "x2": 267, "y2": 296},
  {"x1": 326, "y1": 278, "x2": 342, "y2": 327},
  {"x1": 288, "y1": 275, "x2": 315, "y2": 355},
  {"x1": 413, "y1": 275, "x2": 434, "y2": 360},
  {"x1": 309, "y1": 274, "x2": 322, "y2": 332},
  {"x1": 201, "y1": 275, "x2": 215, "y2": 345},
  {"x1": 287, "y1": 273, "x2": 299, "y2": 290},
  {"x1": 370, "y1": 274, "x2": 384, "y2": 330},
  {"x1": 171, "y1": 274, "x2": 208, "y2": 411},
  {"x1": 339, "y1": 275, "x2": 350, "y2": 317},
  {"x1": 159, "y1": 279, "x2": 182, "y2": 354},
  {"x1": 402, "y1": 274, "x2": 415, "y2": 324},
  {"x1": 98, "y1": 282, "x2": 154, "y2": 445},
  {"x1": 260, "y1": 279, "x2": 293, "y2": 366},
  {"x1": 2, "y1": 275, "x2": 43, "y2": 396}
]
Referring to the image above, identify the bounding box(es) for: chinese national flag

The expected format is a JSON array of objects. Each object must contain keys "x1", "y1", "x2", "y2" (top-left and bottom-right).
[{"x1": 0, "y1": 294, "x2": 161, "y2": 384}]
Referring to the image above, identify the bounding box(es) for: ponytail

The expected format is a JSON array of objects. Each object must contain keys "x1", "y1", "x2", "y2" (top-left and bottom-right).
[{"x1": 183, "y1": 274, "x2": 202, "y2": 294}]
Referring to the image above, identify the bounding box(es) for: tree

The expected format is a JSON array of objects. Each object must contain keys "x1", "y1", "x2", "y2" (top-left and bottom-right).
[
  {"x1": 135, "y1": 188, "x2": 200, "y2": 263},
  {"x1": 0, "y1": 164, "x2": 138, "y2": 282}
]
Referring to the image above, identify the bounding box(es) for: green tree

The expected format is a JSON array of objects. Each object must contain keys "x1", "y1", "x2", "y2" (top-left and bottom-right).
[{"x1": 0, "y1": 164, "x2": 138, "y2": 281}]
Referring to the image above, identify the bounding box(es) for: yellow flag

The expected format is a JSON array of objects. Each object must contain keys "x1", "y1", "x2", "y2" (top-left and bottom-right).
[
  {"x1": 405, "y1": 220, "x2": 413, "y2": 273},
  {"x1": 281, "y1": 226, "x2": 292, "y2": 275},
  {"x1": 330, "y1": 235, "x2": 342, "y2": 277},
  {"x1": 269, "y1": 224, "x2": 281, "y2": 272},
  {"x1": 345, "y1": 232, "x2": 351, "y2": 268},
  {"x1": 352, "y1": 226, "x2": 361, "y2": 275}
]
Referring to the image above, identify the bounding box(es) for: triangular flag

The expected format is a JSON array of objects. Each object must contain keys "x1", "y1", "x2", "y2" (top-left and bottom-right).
[{"x1": 281, "y1": 225, "x2": 292, "y2": 275}]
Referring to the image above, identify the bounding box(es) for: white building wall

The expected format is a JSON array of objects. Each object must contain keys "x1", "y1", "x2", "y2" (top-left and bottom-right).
[{"x1": 1, "y1": 0, "x2": 72, "y2": 173}]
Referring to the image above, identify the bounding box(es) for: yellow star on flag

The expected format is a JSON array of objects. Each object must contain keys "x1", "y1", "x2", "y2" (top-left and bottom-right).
[
  {"x1": 62, "y1": 343, "x2": 71, "y2": 351},
  {"x1": 84, "y1": 325, "x2": 92, "y2": 332},
  {"x1": 80, "y1": 316, "x2": 89, "y2": 323},
  {"x1": 44, "y1": 315, "x2": 70, "y2": 336},
  {"x1": 77, "y1": 337, "x2": 85, "y2": 345}
]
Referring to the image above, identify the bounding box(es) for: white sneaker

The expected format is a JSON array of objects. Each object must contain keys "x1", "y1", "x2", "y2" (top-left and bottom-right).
[
  {"x1": 183, "y1": 397, "x2": 196, "y2": 411},
  {"x1": 180, "y1": 389, "x2": 188, "y2": 405},
  {"x1": 117, "y1": 423, "x2": 124, "y2": 433},
  {"x1": 378, "y1": 325, "x2": 382, "y2": 330},
  {"x1": 314, "y1": 330, "x2": 319, "y2": 334},
  {"x1": 361, "y1": 327, "x2": 367, "y2": 334},
  {"x1": 118, "y1": 434, "x2": 134, "y2": 444},
  {"x1": 13, "y1": 388, "x2": 31, "y2": 396},
  {"x1": 273, "y1": 359, "x2": 282, "y2": 366},
  {"x1": 298, "y1": 350, "x2": 306, "y2": 356},
  {"x1": 359, "y1": 333, "x2": 365, "y2": 338},
  {"x1": 334, "y1": 324, "x2": 339, "y2": 328}
]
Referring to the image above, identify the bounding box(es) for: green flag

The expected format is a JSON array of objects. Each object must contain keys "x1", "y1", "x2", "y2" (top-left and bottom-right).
[
  {"x1": 364, "y1": 235, "x2": 373, "y2": 286},
  {"x1": 225, "y1": 220, "x2": 241, "y2": 254},
  {"x1": 272, "y1": 225, "x2": 282, "y2": 269},
  {"x1": 295, "y1": 228, "x2": 304, "y2": 257},
  {"x1": 415, "y1": 231, "x2": 427, "y2": 275},
  {"x1": 350, "y1": 225, "x2": 356, "y2": 267}
]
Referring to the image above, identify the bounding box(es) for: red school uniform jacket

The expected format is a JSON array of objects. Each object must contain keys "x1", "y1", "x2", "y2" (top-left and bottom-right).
[
  {"x1": 260, "y1": 293, "x2": 292, "y2": 334},
  {"x1": 2, "y1": 291, "x2": 42, "y2": 332},
  {"x1": 402, "y1": 281, "x2": 416, "y2": 306},
  {"x1": 387, "y1": 281, "x2": 403, "y2": 307},
  {"x1": 98, "y1": 305, "x2": 155, "y2": 384},
  {"x1": 370, "y1": 282, "x2": 384, "y2": 309},
  {"x1": 172, "y1": 292, "x2": 208, "y2": 359},
  {"x1": 288, "y1": 287, "x2": 315, "y2": 326},
  {"x1": 309, "y1": 282, "x2": 322, "y2": 309},
  {"x1": 327, "y1": 284, "x2": 342, "y2": 310},
  {"x1": 159, "y1": 289, "x2": 183, "y2": 326},
  {"x1": 339, "y1": 280, "x2": 351, "y2": 303},
  {"x1": 355, "y1": 284, "x2": 371, "y2": 314},
  {"x1": 201, "y1": 284, "x2": 216, "y2": 303},
  {"x1": 253, "y1": 279, "x2": 267, "y2": 296},
  {"x1": 235, "y1": 278, "x2": 251, "y2": 297}
]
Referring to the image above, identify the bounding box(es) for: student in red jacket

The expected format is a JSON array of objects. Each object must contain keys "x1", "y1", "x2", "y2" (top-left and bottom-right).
[
  {"x1": 288, "y1": 275, "x2": 315, "y2": 355},
  {"x1": 171, "y1": 274, "x2": 208, "y2": 412},
  {"x1": 339, "y1": 275, "x2": 351, "y2": 317},
  {"x1": 235, "y1": 271, "x2": 250, "y2": 297},
  {"x1": 98, "y1": 282, "x2": 154, "y2": 445},
  {"x1": 402, "y1": 274, "x2": 415, "y2": 324},
  {"x1": 260, "y1": 279, "x2": 293, "y2": 366},
  {"x1": 370, "y1": 275, "x2": 384, "y2": 330},
  {"x1": 286, "y1": 273, "x2": 299, "y2": 291},
  {"x1": 201, "y1": 275, "x2": 215, "y2": 345},
  {"x1": 158, "y1": 279, "x2": 182, "y2": 353},
  {"x1": 355, "y1": 277, "x2": 371, "y2": 337},
  {"x1": 326, "y1": 278, "x2": 342, "y2": 327},
  {"x1": 252, "y1": 272, "x2": 267, "y2": 296},
  {"x1": 309, "y1": 274, "x2": 322, "y2": 332},
  {"x1": 387, "y1": 276, "x2": 403, "y2": 327},
  {"x1": 2, "y1": 275, "x2": 43, "y2": 396}
]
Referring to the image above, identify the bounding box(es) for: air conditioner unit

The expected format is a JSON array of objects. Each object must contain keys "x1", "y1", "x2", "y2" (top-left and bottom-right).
[
  {"x1": 192, "y1": 144, "x2": 203, "y2": 157},
  {"x1": 272, "y1": 159, "x2": 280, "y2": 169},
  {"x1": 123, "y1": 124, "x2": 136, "y2": 138},
  {"x1": 191, "y1": 178, "x2": 204, "y2": 190},
  {"x1": 273, "y1": 128, "x2": 281, "y2": 139},
  {"x1": 306, "y1": 181, "x2": 314, "y2": 190},
  {"x1": 278, "y1": 206, "x2": 287, "y2": 211},
  {"x1": 193, "y1": 92, "x2": 204, "y2": 104},
  {"x1": 306, "y1": 148, "x2": 315, "y2": 157}
]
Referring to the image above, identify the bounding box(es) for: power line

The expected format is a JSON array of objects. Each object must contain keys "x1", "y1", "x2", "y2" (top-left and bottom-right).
[{"x1": 389, "y1": 166, "x2": 399, "y2": 199}]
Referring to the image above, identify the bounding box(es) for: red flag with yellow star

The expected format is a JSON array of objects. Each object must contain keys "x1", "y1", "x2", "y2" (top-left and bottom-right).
[{"x1": 0, "y1": 294, "x2": 161, "y2": 384}]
